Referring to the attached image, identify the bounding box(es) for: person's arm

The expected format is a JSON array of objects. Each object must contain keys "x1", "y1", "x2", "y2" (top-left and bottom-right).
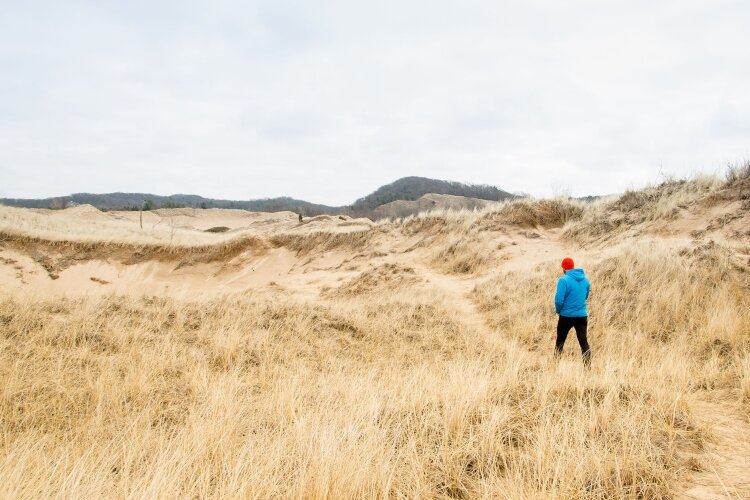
[{"x1": 554, "y1": 278, "x2": 566, "y2": 314}]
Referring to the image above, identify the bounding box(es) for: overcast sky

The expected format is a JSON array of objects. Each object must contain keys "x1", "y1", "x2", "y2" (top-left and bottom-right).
[{"x1": 1, "y1": 0, "x2": 748, "y2": 204}]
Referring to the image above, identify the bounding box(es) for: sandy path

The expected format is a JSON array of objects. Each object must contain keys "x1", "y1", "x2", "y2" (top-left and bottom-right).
[
  {"x1": 407, "y1": 261, "x2": 533, "y2": 365},
  {"x1": 683, "y1": 399, "x2": 750, "y2": 499},
  {"x1": 409, "y1": 263, "x2": 493, "y2": 336}
]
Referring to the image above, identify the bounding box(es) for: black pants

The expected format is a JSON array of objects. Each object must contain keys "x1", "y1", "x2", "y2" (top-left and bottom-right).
[{"x1": 555, "y1": 316, "x2": 591, "y2": 366}]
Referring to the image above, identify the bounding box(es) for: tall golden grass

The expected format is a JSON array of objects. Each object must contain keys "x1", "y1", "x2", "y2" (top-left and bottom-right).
[
  {"x1": 2, "y1": 242, "x2": 748, "y2": 497},
  {"x1": 563, "y1": 165, "x2": 749, "y2": 243}
]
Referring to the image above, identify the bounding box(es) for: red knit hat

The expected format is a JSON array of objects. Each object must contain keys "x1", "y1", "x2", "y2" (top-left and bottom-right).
[{"x1": 561, "y1": 257, "x2": 574, "y2": 270}]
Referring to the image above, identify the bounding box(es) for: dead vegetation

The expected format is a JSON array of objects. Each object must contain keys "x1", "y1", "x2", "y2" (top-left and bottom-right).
[
  {"x1": 324, "y1": 263, "x2": 422, "y2": 297},
  {"x1": 724, "y1": 159, "x2": 750, "y2": 196},
  {"x1": 564, "y1": 165, "x2": 750, "y2": 244},
  {"x1": 475, "y1": 198, "x2": 585, "y2": 231},
  {"x1": 0, "y1": 286, "x2": 723, "y2": 498},
  {"x1": 431, "y1": 236, "x2": 499, "y2": 275}
]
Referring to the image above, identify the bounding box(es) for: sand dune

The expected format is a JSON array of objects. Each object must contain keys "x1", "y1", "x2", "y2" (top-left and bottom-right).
[
  {"x1": 3, "y1": 180, "x2": 746, "y2": 301},
  {"x1": 1, "y1": 171, "x2": 749, "y2": 498}
]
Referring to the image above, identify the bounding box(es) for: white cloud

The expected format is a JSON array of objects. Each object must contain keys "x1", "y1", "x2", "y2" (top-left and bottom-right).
[{"x1": 1, "y1": 0, "x2": 749, "y2": 203}]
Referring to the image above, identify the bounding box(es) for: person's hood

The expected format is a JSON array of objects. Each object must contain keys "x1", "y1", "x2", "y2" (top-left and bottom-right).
[{"x1": 566, "y1": 268, "x2": 586, "y2": 281}]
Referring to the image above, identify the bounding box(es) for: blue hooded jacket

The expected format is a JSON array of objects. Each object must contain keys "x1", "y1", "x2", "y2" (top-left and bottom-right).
[{"x1": 555, "y1": 268, "x2": 590, "y2": 317}]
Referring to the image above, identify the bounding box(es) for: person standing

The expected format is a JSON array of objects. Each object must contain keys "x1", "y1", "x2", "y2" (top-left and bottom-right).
[{"x1": 554, "y1": 257, "x2": 591, "y2": 366}]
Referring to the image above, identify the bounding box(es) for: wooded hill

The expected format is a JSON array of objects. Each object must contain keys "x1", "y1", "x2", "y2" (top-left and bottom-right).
[
  {"x1": 1, "y1": 176, "x2": 517, "y2": 217},
  {"x1": 350, "y1": 177, "x2": 515, "y2": 213}
]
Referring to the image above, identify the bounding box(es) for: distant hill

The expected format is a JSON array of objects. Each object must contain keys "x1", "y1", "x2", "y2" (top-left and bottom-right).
[
  {"x1": 351, "y1": 177, "x2": 516, "y2": 214},
  {"x1": 0, "y1": 176, "x2": 519, "y2": 218},
  {"x1": 0, "y1": 193, "x2": 342, "y2": 217}
]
